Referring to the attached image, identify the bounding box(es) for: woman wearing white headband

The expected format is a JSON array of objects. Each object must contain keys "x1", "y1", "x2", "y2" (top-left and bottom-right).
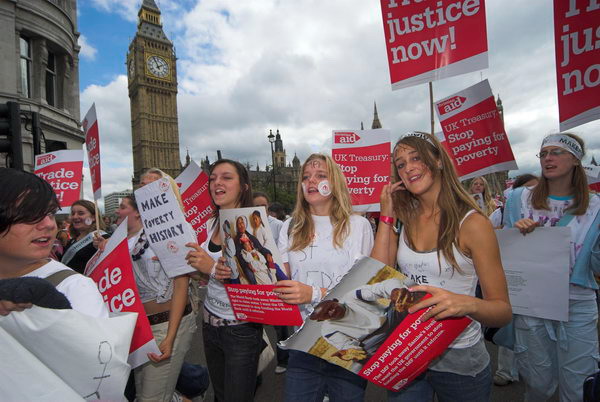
[
  {"x1": 274, "y1": 153, "x2": 374, "y2": 402},
  {"x1": 373, "y1": 131, "x2": 511, "y2": 402},
  {"x1": 504, "y1": 133, "x2": 600, "y2": 401}
]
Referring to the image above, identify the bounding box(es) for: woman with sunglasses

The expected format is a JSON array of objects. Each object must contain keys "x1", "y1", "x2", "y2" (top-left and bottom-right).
[
  {"x1": 504, "y1": 133, "x2": 600, "y2": 401},
  {"x1": 372, "y1": 132, "x2": 511, "y2": 401}
]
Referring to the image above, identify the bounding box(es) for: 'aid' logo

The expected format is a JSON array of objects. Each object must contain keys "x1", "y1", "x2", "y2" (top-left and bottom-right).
[
  {"x1": 437, "y1": 96, "x2": 467, "y2": 115},
  {"x1": 334, "y1": 132, "x2": 361, "y2": 144},
  {"x1": 36, "y1": 153, "x2": 56, "y2": 166}
]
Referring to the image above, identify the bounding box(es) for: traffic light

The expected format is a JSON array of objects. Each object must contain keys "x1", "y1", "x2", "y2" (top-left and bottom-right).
[{"x1": 0, "y1": 101, "x2": 23, "y2": 169}]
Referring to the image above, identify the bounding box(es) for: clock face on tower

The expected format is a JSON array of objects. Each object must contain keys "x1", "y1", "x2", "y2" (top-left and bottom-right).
[{"x1": 146, "y1": 55, "x2": 170, "y2": 79}]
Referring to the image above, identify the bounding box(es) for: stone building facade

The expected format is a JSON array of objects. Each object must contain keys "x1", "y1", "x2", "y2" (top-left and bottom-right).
[{"x1": 0, "y1": 0, "x2": 83, "y2": 171}]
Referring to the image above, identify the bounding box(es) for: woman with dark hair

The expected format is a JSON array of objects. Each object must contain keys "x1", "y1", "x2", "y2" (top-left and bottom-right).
[
  {"x1": 61, "y1": 199, "x2": 107, "y2": 273},
  {"x1": 185, "y1": 159, "x2": 264, "y2": 402},
  {"x1": 504, "y1": 133, "x2": 600, "y2": 401},
  {"x1": 372, "y1": 132, "x2": 511, "y2": 401},
  {"x1": 113, "y1": 195, "x2": 194, "y2": 402}
]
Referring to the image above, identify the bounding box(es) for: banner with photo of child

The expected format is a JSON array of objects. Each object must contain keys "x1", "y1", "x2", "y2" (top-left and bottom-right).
[
  {"x1": 281, "y1": 257, "x2": 471, "y2": 391},
  {"x1": 221, "y1": 207, "x2": 302, "y2": 326}
]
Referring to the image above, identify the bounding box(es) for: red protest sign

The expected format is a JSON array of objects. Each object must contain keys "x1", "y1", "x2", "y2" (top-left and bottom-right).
[
  {"x1": 554, "y1": 0, "x2": 600, "y2": 131},
  {"x1": 359, "y1": 294, "x2": 471, "y2": 391},
  {"x1": 82, "y1": 103, "x2": 102, "y2": 201},
  {"x1": 225, "y1": 284, "x2": 303, "y2": 326},
  {"x1": 34, "y1": 150, "x2": 83, "y2": 209},
  {"x1": 175, "y1": 160, "x2": 214, "y2": 244},
  {"x1": 380, "y1": 0, "x2": 488, "y2": 90},
  {"x1": 332, "y1": 129, "x2": 391, "y2": 212},
  {"x1": 85, "y1": 220, "x2": 160, "y2": 368},
  {"x1": 436, "y1": 80, "x2": 517, "y2": 180}
]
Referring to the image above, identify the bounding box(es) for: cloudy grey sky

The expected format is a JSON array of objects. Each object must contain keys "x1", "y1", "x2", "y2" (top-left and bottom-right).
[{"x1": 77, "y1": 0, "x2": 600, "y2": 202}]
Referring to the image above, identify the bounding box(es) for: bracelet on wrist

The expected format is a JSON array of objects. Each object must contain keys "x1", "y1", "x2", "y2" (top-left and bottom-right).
[{"x1": 380, "y1": 215, "x2": 395, "y2": 226}]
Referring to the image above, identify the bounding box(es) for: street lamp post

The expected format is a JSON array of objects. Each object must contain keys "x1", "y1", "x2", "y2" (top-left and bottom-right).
[{"x1": 267, "y1": 129, "x2": 277, "y2": 202}]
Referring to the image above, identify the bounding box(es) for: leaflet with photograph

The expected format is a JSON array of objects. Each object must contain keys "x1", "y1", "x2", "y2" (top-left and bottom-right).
[
  {"x1": 221, "y1": 207, "x2": 302, "y2": 325},
  {"x1": 281, "y1": 256, "x2": 471, "y2": 391}
]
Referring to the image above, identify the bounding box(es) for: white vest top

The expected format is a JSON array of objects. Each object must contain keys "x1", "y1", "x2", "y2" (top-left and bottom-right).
[{"x1": 397, "y1": 210, "x2": 481, "y2": 348}]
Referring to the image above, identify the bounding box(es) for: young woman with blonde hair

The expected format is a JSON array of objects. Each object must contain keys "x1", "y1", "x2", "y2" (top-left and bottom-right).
[
  {"x1": 274, "y1": 153, "x2": 374, "y2": 401},
  {"x1": 372, "y1": 132, "x2": 511, "y2": 401},
  {"x1": 504, "y1": 133, "x2": 600, "y2": 401},
  {"x1": 468, "y1": 176, "x2": 502, "y2": 228}
]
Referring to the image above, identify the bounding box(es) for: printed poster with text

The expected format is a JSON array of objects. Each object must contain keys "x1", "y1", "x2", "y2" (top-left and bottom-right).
[
  {"x1": 554, "y1": 0, "x2": 600, "y2": 131},
  {"x1": 222, "y1": 207, "x2": 302, "y2": 326},
  {"x1": 436, "y1": 79, "x2": 517, "y2": 180},
  {"x1": 332, "y1": 129, "x2": 391, "y2": 212},
  {"x1": 34, "y1": 149, "x2": 83, "y2": 210},
  {"x1": 281, "y1": 257, "x2": 471, "y2": 391},
  {"x1": 82, "y1": 103, "x2": 102, "y2": 201},
  {"x1": 84, "y1": 219, "x2": 160, "y2": 368},
  {"x1": 381, "y1": 0, "x2": 488, "y2": 90},
  {"x1": 175, "y1": 160, "x2": 214, "y2": 245},
  {"x1": 134, "y1": 178, "x2": 196, "y2": 278}
]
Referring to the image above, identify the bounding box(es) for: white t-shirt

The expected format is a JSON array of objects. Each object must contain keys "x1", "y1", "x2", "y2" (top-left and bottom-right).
[
  {"x1": 24, "y1": 259, "x2": 109, "y2": 318},
  {"x1": 278, "y1": 214, "x2": 374, "y2": 318}
]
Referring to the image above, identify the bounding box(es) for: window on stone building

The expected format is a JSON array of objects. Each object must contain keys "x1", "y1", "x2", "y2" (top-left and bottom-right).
[
  {"x1": 45, "y1": 52, "x2": 56, "y2": 106},
  {"x1": 19, "y1": 37, "x2": 31, "y2": 98}
]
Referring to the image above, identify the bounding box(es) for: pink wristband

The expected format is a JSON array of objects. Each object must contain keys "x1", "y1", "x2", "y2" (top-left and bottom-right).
[{"x1": 380, "y1": 215, "x2": 394, "y2": 226}]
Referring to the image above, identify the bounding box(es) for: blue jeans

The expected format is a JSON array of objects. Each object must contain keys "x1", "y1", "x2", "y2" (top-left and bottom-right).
[
  {"x1": 202, "y1": 321, "x2": 263, "y2": 402},
  {"x1": 284, "y1": 350, "x2": 367, "y2": 402},
  {"x1": 388, "y1": 364, "x2": 492, "y2": 402}
]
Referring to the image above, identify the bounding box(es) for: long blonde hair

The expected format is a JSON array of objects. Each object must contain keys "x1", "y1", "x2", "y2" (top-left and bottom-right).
[
  {"x1": 468, "y1": 176, "x2": 496, "y2": 216},
  {"x1": 531, "y1": 133, "x2": 589, "y2": 215},
  {"x1": 289, "y1": 154, "x2": 353, "y2": 251},
  {"x1": 391, "y1": 132, "x2": 482, "y2": 272}
]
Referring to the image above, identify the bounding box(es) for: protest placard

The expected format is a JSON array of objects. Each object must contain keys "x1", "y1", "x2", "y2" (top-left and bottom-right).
[
  {"x1": 0, "y1": 306, "x2": 136, "y2": 401},
  {"x1": 436, "y1": 79, "x2": 517, "y2": 180},
  {"x1": 332, "y1": 129, "x2": 391, "y2": 211},
  {"x1": 554, "y1": 0, "x2": 600, "y2": 131},
  {"x1": 281, "y1": 257, "x2": 471, "y2": 391},
  {"x1": 34, "y1": 149, "x2": 83, "y2": 209},
  {"x1": 82, "y1": 103, "x2": 102, "y2": 201},
  {"x1": 134, "y1": 177, "x2": 196, "y2": 277},
  {"x1": 221, "y1": 207, "x2": 302, "y2": 325},
  {"x1": 380, "y1": 0, "x2": 488, "y2": 90},
  {"x1": 496, "y1": 227, "x2": 571, "y2": 321},
  {"x1": 85, "y1": 219, "x2": 160, "y2": 368},
  {"x1": 175, "y1": 160, "x2": 214, "y2": 244}
]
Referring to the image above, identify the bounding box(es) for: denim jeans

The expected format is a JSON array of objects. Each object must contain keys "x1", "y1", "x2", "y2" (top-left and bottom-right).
[
  {"x1": 388, "y1": 364, "x2": 492, "y2": 402},
  {"x1": 202, "y1": 321, "x2": 263, "y2": 402},
  {"x1": 284, "y1": 350, "x2": 367, "y2": 402},
  {"x1": 274, "y1": 325, "x2": 290, "y2": 366}
]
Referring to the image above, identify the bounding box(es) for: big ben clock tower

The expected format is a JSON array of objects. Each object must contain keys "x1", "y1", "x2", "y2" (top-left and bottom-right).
[{"x1": 127, "y1": 0, "x2": 181, "y2": 186}]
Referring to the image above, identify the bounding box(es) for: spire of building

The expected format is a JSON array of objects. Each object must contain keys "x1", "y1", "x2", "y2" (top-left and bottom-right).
[
  {"x1": 360, "y1": 121, "x2": 364, "y2": 130},
  {"x1": 496, "y1": 94, "x2": 504, "y2": 122},
  {"x1": 142, "y1": 0, "x2": 160, "y2": 11},
  {"x1": 371, "y1": 102, "x2": 382, "y2": 129},
  {"x1": 275, "y1": 129, "x2": 284, "y2": 152},
  {"x1": 184, "y1": 148, "x2": 190, "y2": 167},
  {"x1": 137, "y1": 0, "x2": 170, "y2": 43}
]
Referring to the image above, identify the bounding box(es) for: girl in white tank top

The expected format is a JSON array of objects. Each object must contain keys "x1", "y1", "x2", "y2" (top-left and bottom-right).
[{"x1": 371, "y1": 132, "x2": 511, "y2": 402}]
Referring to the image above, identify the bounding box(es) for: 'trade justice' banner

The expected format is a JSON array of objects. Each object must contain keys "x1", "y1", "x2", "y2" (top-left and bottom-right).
[
  {"x1": 381, "y1": 0, "x2": 488, "y2": 90},
  {"x1": 85, "y1": 219, "x2": 160, "y2": 368},
  {"x1": 226, "y1": 285, "x2": 303, "y2": 326},
  {"x1": 435, "y1": 80, "x2": 517, "y2": 180},
  {"x1": 332, "y1": 129, "x2": 391, "y2": 212},
  {"x1": 175, "y1": 160, "x2": 214, "y2": 245},
  {"x1": 554, "y1": 0, "x2": 600, "y2": 131},
  {"x1": 34, "y1": 149, "x2": 83, "y2": 209},
  {"x1": 82, "y1": 103, "x2": 102, "y2": 201}
]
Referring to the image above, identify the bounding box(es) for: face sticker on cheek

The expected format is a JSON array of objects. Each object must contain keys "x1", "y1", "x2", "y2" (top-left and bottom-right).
[
  {"x1": 84, "y1": 217, "x2": 93, "y2": 226},
  {"x1": 318, "y1": 180, "x2": 331, "y2": 196}
]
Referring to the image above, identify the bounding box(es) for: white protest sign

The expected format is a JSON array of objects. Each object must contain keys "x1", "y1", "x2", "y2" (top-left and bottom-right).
[
  {"x1": 0, "y1": 306, "x2": 136, "y2": 401},
  {"x1": 495, "y1": 227, "x2": 571, "y2": 321},
  {"x1": 134, "y1": 177, "x2": 196, "y2": 278}
]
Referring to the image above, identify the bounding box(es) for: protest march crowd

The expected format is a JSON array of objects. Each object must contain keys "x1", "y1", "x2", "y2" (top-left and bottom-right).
[{"x1": 1, "y1": 128, "x2": 599, "y2": 402}]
